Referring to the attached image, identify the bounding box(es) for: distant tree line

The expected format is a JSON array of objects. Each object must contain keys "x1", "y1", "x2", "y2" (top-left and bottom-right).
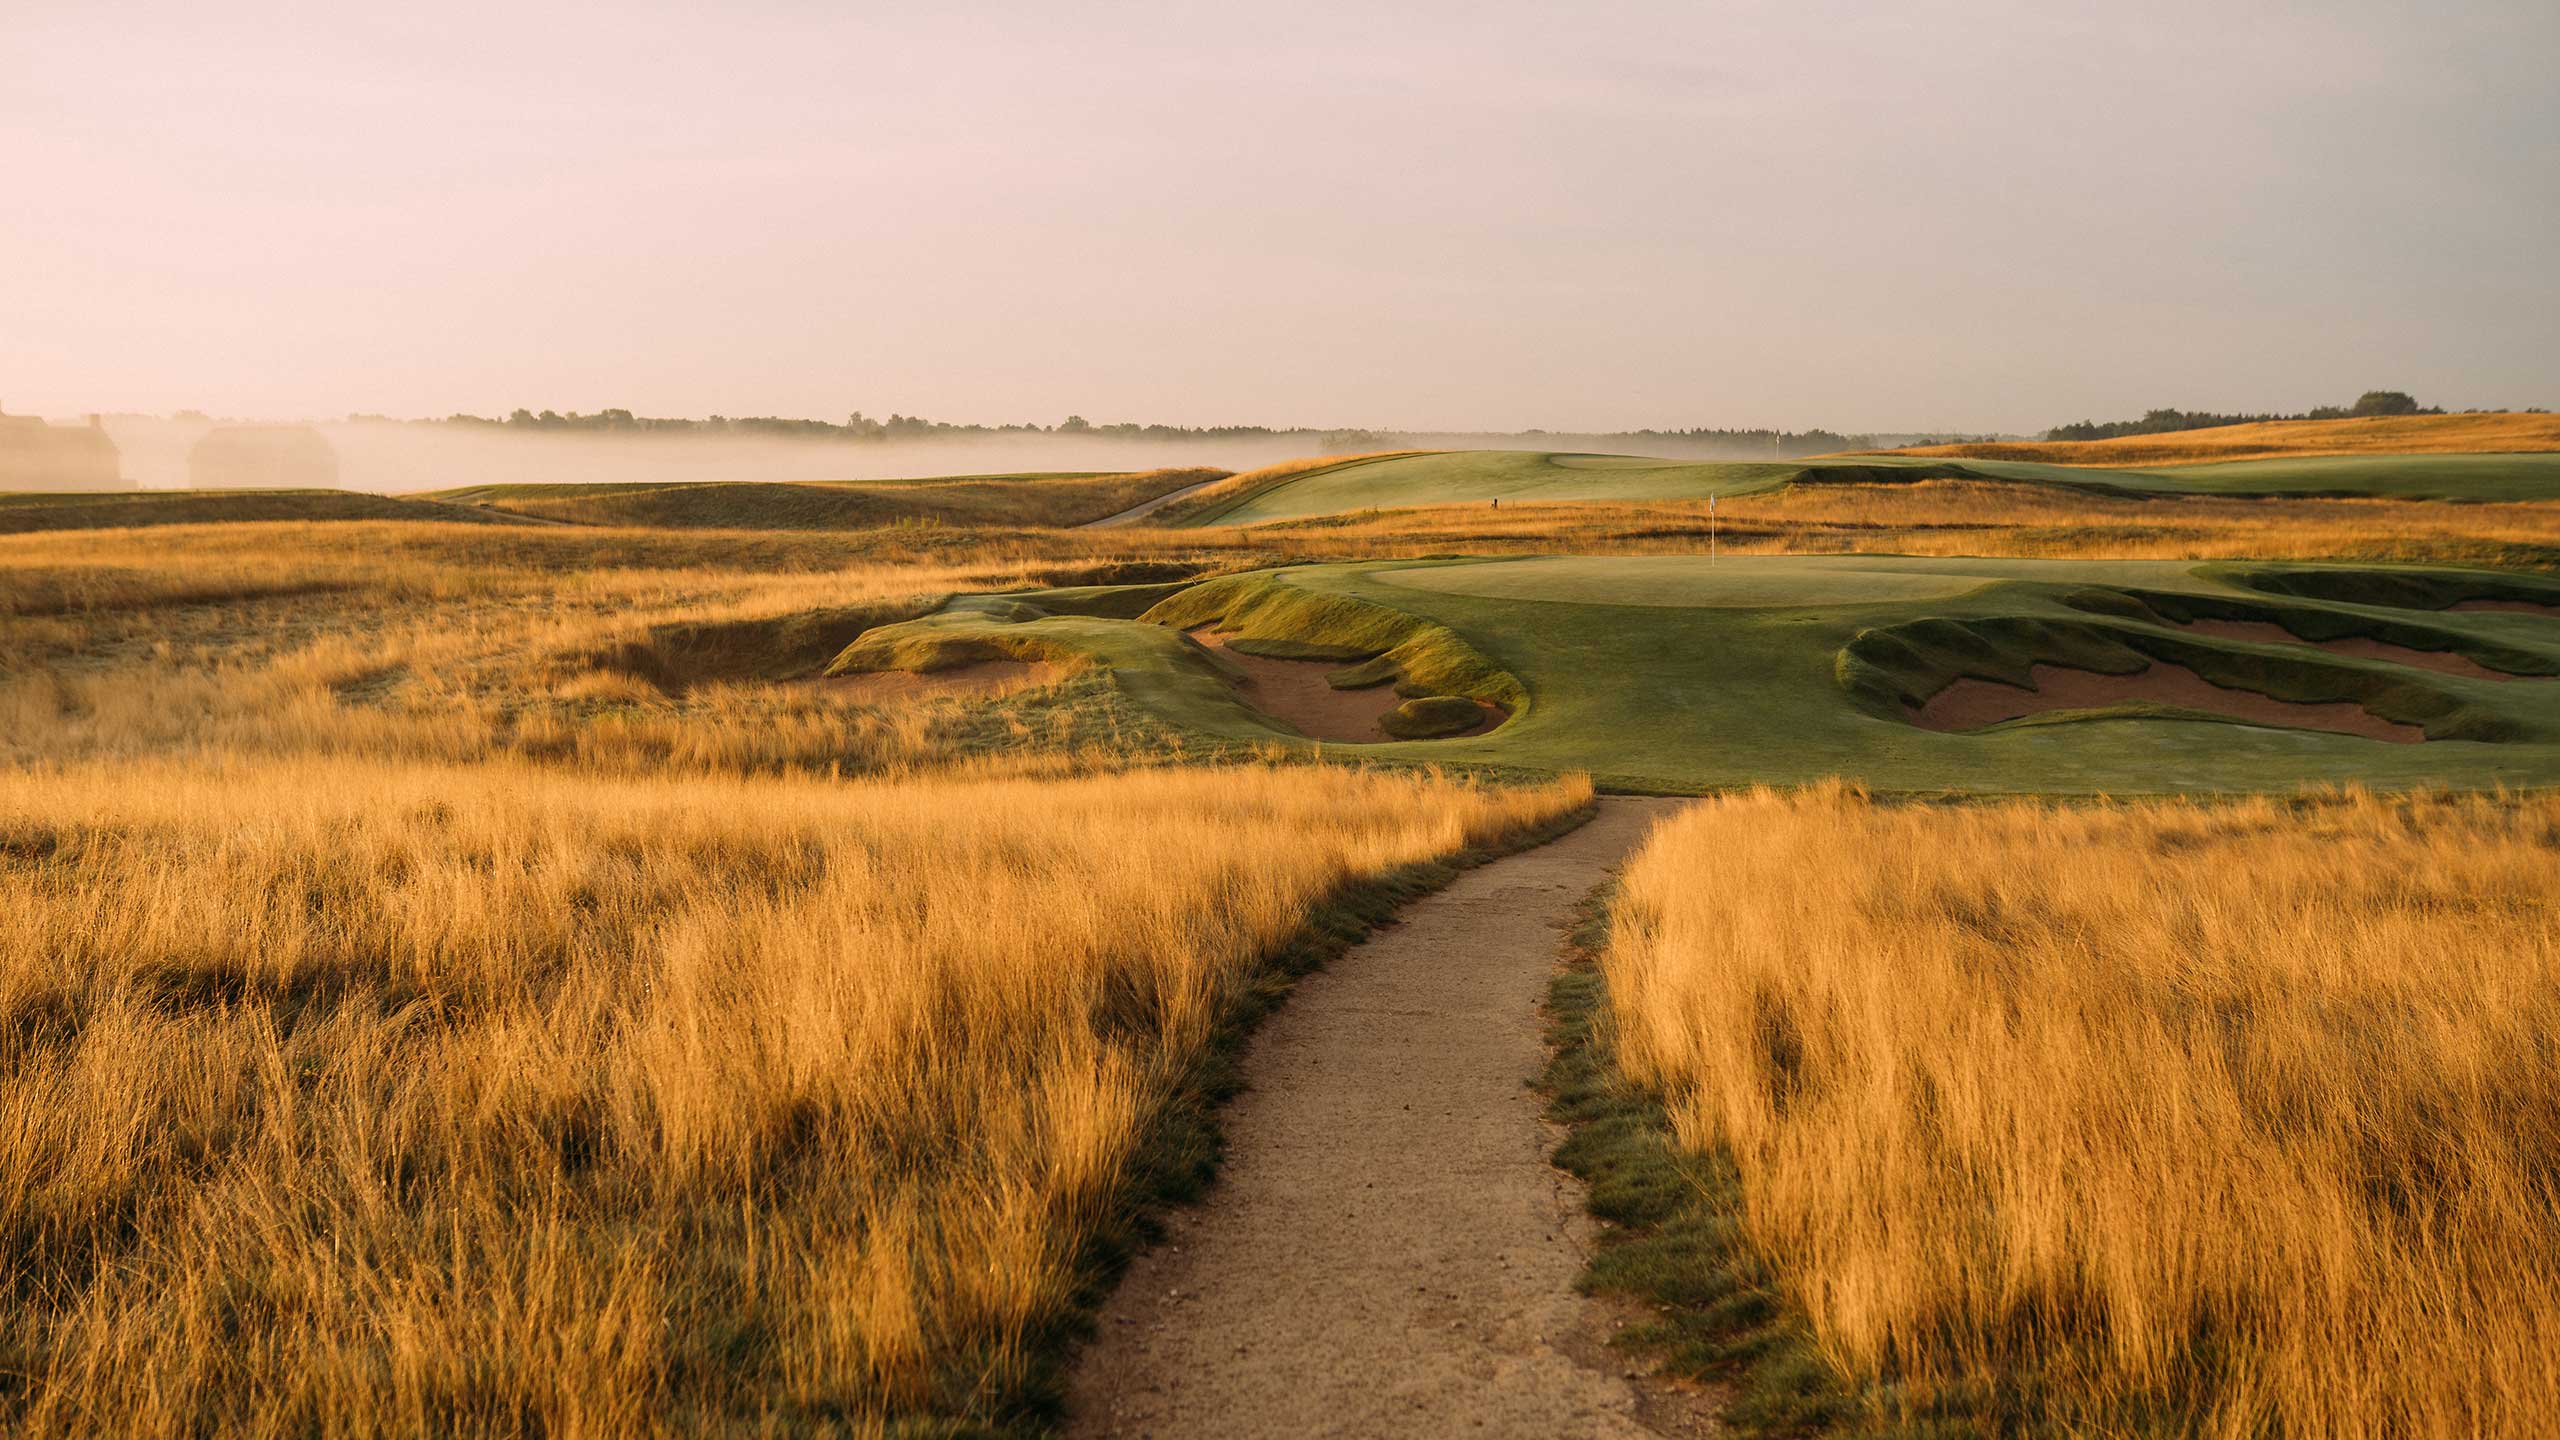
[
  {"x1": 2044, "y1": 390, "x2": 2440, "y2": 442},
  {"x1": 408, "y1": 409, "x2": 1314, "y2": 443},
  {"x1": 374, "y1": 411, "x2": 1885, "y2": 457}
]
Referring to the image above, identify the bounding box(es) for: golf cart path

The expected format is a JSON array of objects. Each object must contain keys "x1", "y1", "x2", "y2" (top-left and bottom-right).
[
  {"x1": 1082, "y1": 473, "x2": 1228, "y2": 527},
  {"x1": 1069, "y1": 797, "x2": 1707, "y2": 1438}
]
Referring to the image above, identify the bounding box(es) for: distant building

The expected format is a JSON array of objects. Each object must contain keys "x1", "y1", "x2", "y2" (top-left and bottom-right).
[
  {"x1": 189, "y1": 425, "x2": 340, "y2": 490},
  {"x1": 0, "y1": 408, "x2": 125, "y2": 491}
]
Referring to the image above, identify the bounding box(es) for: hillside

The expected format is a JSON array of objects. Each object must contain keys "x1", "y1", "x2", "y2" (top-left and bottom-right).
[
  {"x1": 429, "y1": 467, "x2": 1229, "y2": 530},
  {"x1": 0, "y1": 488, "x2": 525, "y2": 534},
  {"x1": 1873, "y1": 411, "x2": 2560, "y2": 467}
]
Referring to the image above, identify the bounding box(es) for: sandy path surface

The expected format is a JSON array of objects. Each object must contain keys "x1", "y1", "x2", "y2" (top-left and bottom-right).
[{"x1": 1068, "y1": 798, "x2": 1700, "y2": 1440}]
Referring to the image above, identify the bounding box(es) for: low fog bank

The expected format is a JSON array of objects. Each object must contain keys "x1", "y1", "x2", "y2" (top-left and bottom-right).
[{"x1": 93, "y1": 415, "x2": 1978, "y2": 493}]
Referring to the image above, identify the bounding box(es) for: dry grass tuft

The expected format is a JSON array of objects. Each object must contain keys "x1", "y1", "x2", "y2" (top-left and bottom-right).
[{"x1": 1607, "y1": 785, "x2": 2560, "y2": 1437}]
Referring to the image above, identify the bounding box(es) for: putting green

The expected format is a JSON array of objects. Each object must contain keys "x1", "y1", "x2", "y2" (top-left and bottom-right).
[
  {"x1": 835, "y1": 554, "x2": 2560, "y2": 795},
  {"x1": 1169, "y1": 449, "x2": 2560, "y2": 526}
]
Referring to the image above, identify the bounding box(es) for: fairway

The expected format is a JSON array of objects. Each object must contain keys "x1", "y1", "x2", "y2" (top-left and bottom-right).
[
  {"x1": 1157, "y1": 448, "x2": 2560, "y2": 526},
  {"x1": 1187, "y1": 450, "x2": 1805, "y2": 524},
  {"x1": 840, "y1": 554, "x2": 2560, "y2": 794},
  {"x1": 1380, "y1": 554, "x2": 2032, "y2": 607}
]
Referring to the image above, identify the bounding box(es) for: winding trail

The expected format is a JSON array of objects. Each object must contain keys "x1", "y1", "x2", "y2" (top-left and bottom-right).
[
  {"x1": 1081, "y1": 473, "x2": 1228, "y2": 527},
  {"x1": 1069, "y1": 798, "x2": 1702, "y2": 1439}
]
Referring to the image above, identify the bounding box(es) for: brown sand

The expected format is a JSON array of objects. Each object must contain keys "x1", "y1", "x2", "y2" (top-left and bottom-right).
[
  {"x1": 2179, "y1": 619, "x2": 2519, "y2": 681},
  {"x1": 1915, "y1": 662, "x2": 2425, "y2": 743},
  {"x1": 1190, "y1": 631, "x2": 1501, "y2": 743},
  {"x1": 807, "y1": 659, "x2": 1060, "y2": 704},
  {"x1": 1068, "y1": 799, "x2": 1712, "y2": 1440}
]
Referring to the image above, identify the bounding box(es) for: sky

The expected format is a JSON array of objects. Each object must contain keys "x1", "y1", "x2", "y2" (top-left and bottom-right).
[{"x1": 5, "y1": 0, "x2": 2556, "y2": 434}]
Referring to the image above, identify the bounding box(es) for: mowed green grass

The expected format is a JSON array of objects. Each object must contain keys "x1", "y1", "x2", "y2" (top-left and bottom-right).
[
  {"x1": 1188, "y1": 451, "x2": 1808, "y2": 523},
  {"x1": 840, "y1": 555, "x2": 2560, "y2": 794},
  {"x1": 1171, "y1": 449, "x2": 2560, "y2": 525}
]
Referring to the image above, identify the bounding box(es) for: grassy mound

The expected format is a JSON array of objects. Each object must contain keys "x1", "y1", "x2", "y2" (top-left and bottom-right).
[
  {"x1": 825, "y1": 570, "x2": 1528, "y2": 747},
  {"x1": 1379, "y1": 695, "x2": 1490, "y2": 739},
  {"x1": 0, "y1": 489, "x2": 524, "y2": 534},
  {"x1": 1142, "y1": 572, "x2": 1526, "y2": 712},
  {"x1": 429, "y1": 468, "x2": 1229, "y2": 531},
  {"x1": 2227, "y1": 563, "x2": 2560, "y2": 612}
]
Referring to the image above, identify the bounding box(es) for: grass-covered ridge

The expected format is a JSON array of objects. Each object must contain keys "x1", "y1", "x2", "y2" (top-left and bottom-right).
[
  {"x1": 428, "y1": 467, "x2": 1230, "y2": 531},
  {"x1": 828, "y1": 568, "x2": 1530, "y2": 744},
  {"x1": 1149, "y1": 448, "x2": 2560, "y2": 527}
]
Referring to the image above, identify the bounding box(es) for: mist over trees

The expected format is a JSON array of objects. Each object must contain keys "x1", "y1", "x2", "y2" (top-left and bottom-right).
[{"x1": 376, "y1": 410, "x2": 1885, "y2": 460}]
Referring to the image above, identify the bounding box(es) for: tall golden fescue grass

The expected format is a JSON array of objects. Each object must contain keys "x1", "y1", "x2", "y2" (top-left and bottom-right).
[
  {"x1": 0, "y1": 756, "x2": 1588, "y2": 1436},
  {"x1": 1606, "y1": 785, "x2": 2560, "y2": 1438},
  {"x1": 1877, "y1": 410, "x2": 2560, "y2": 465}
]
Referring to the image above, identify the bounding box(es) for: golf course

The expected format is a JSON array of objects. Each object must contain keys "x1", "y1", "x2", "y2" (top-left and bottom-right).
[
  {"x1": 834, "y1": 553, "x2": 2560, "y2": 793},
  {"x1": 1154, "y1": 438, "x2": 2560, "y2": 526}
]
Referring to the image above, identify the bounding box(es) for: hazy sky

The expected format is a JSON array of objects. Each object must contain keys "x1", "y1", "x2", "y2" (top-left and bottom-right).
[{"x1": 6, "y1": 1, "x2": 2555, "y2": 433}]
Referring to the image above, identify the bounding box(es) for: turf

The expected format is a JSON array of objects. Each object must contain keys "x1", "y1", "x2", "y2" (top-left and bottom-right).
[
  {"x1": 837, "y1": 555, "x2": 2560, "y2": 795},
  {"x1": 1159, "y1": 449, "x2": 2560, "y2": 526}
]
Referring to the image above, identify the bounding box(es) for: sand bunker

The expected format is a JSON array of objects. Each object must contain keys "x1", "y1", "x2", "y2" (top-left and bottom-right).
[
  {"x1": 1190, "y1": 631, "x2": 1500, "y2": 743},
  {"x1": 2178, "y1": 618, "x2": 2519, "y2": 682},
  {"x1": 812, "y1": 659, "x2": 1061, "y2": 705},
  {"x1": 1915, "y1": 662, "x2": 2424, "y2": 743}
]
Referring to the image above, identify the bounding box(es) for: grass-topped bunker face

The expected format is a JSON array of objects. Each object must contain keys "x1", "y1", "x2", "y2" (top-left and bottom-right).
[{"x1": 834, "y1": 555, "x2": 2560, "y2": 794}]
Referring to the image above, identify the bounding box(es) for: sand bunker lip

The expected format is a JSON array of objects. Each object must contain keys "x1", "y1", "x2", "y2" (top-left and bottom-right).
[
  {"x1": 1915, "y1": 662, "x2": 2426, "y2": 743},
  {"x1": 808, "y1": 659, "x2": 1061, "y2": 705},
  {"x1": 2176, "y1": 618, "x2": 2522, "y2": 682},
  {"x1": 1189, "y1": 631, "x2": 1501, "y2": 743}
]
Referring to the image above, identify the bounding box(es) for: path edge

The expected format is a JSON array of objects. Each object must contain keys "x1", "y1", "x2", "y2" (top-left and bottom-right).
[{"x1": 1539, "y1": 877, "x2": 1868, "y2": 1437}]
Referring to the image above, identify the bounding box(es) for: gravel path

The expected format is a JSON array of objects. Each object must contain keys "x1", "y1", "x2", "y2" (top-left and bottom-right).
[{"x1": 1068, "y1": 798, "x2": 1703, "y2": 1438}]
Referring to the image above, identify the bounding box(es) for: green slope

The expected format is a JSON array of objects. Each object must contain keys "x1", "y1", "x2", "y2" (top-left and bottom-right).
[
  {"x1": 1187, "y1": 451, "x2": 1815, "y2": 524},
  {"x1": 834, "y1": 554, "x2": 2560, "y2": 795},
  {"x1": 1165, "y1": 449, "x2": 2560, "y2": 526}
]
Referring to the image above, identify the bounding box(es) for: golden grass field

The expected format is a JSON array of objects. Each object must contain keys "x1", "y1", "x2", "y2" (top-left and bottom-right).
[
  {"x1": 0, "y1": 757, "x2": 1586, "y2": 1435},
  {"x1": 1878, "y1": 410, "x2": 2560, "y2": 466},
  {"x1": 1606, "y1": 786, "x2": 2560, "y2": 1439},
  {"x1": 8, "y1": 461, "x2": 2560, "y2": 1434}
]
